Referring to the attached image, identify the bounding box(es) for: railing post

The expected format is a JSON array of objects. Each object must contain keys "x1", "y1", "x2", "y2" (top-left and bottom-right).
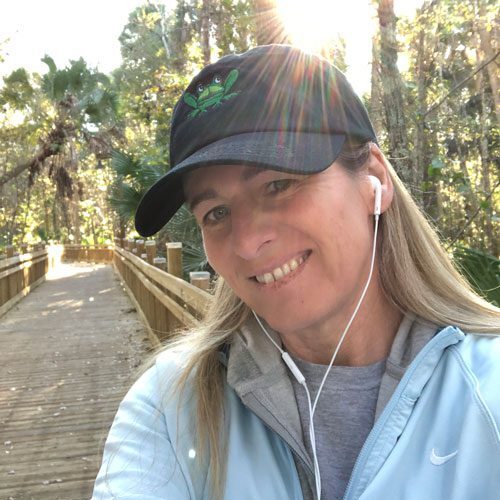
[
  {"x1": 166, "y1": 242, "x2": 183, "y2": 278},
  {"x1": 145, "y1": 240, "x2": 157, "y2": 265},
  {"x1": 136, "y1": 239, "x2": 145, "y2": 258},
  {"x1": 153, "y1": 257, "x2": 167, "y2": 271},
  {"x1": 6, "y1": 246, "x2": 14, "y2": 258},
  {"x1": 130, "y1": 239, "x2": 138, "y2": 255},
  {"x1": 152, "y1": 257, "x2": 170, "y2": 339},
  {"x1": 190, "y1": 271, "x2": 210, "y2": 291}
]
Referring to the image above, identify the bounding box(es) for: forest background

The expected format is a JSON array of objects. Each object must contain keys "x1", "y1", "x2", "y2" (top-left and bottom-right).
[{"x1": 0, "y1": 0, "x2": 498, "y2": 304}]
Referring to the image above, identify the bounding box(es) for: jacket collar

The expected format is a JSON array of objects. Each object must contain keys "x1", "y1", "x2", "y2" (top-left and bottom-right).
[{"x1": 226, "y1": 315, "x2": 313, "y2": 472}]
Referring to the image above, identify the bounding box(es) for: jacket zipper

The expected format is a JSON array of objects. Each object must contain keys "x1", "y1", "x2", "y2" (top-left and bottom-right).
[
  {"x1": 242, "y1": 395, "x2": 317, "y2": 497},
  {"x1": 342, "y1": 327, "x2": 463, "y2": 500}
]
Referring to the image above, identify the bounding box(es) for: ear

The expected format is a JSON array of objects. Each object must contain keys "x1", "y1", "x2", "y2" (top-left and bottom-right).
[{"x1": 364, "y1": 143, "x2": 394, "y2": 215}]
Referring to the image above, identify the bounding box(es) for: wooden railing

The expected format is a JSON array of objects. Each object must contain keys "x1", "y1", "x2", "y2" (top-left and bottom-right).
[
  {"x1": 113, "y1": 243, "x2": 212, "y2": 347},
  {"x1": 0, "y1": 240, "x2": 212, "y2": 345},
  {"x1": 0, "y1": 247, "x2": 50, "y2": 317},
  {"x1": 62, "y1": 244, "x2": 114, "y2": 263}
]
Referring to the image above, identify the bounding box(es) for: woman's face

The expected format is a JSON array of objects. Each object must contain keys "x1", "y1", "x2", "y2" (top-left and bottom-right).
[{"x1": 184, "y1": 162, "x2": 377, "y2": 336}]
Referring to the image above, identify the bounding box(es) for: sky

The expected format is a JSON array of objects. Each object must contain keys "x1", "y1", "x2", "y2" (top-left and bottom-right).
[{"x1": 0, "y1": 0, "x2": 423, "y2": 95}]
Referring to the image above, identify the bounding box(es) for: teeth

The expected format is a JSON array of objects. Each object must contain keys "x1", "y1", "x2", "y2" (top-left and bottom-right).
[
  {"x1": 255, "y1": 254, "x2": 308, "y2": 284},
  {"x1": 263, "y1": 273, "x2": 274, "y2": 284},
  {"x1": 272, "y1": 267, "x2": 284, "y2": 280}
]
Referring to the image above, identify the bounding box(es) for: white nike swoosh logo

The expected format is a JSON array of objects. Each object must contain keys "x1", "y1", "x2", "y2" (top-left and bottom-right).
[{"x1": 430, "y1": 447, "x2": 458, "y2": 465}]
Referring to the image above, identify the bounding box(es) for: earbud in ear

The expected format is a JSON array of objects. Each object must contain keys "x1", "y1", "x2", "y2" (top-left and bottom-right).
[{"x1": 368, "y1": 175, "x2": 382, "y2": 216}]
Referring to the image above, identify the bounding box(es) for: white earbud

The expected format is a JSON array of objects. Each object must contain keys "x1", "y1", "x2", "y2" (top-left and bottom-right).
[
  {"x1": 368, "y1": 175, "x2": 382, "y2": 216},
  {"x1": 253, "y1": 175, "x2": 383, "y2": 500}
]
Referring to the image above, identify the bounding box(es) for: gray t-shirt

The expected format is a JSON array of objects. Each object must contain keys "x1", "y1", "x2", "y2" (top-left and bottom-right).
[{"x1": 290, "y1": 357, "x2": 386, "y2": 500}]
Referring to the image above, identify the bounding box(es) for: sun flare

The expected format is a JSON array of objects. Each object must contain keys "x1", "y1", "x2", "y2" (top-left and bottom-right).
[
  {"x1": 275, "y1": 0, "x2": 378, "y2": 95},
  {"x1": 276, "y1": 0, "x2": 354, "y2": 53}
]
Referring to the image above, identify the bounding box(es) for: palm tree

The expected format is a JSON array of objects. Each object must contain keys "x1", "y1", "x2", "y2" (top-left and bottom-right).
[
  {"x1": 0, "y1": 56, "x2": 119, "y2": 189},
  {"x1": 108, "y1": 149, "x2": 208, "y2": 276}
]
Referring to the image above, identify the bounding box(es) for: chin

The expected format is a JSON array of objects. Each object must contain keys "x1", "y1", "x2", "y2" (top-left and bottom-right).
[{"x1": 257, "y1": 308, "x2": 316, "y2": 336}]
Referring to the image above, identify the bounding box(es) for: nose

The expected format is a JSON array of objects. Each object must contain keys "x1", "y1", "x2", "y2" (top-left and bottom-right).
[{"x1": 230, "y1": 205, "x2": 277, "y2": 261}]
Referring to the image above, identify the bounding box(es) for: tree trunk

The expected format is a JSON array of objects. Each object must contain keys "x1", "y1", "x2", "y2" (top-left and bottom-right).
[
  {"x1": 253, "y1": 0, "x2": 289, "y2": 45},
  {"x1": 0, "y1": 150, "x2": 49, "y2": 188},
  {"x1": 6, "y1": 182, "x2": 20, "y2": 245},
  {"x1": 377, "y1": 0, "x2": 413, "y2": 187},
  {"x1": 414, "y1": 29, "x2": 428, "y2": 208},
  {"x1": 0, "y1": 120, "x2": 69, "y2": 188},
  {"x1": 19, "y1": 186, "x2": 31, "y2": 243},
  {"x1": 53, "y1": 193, "x2": 60, "y2": 240},
  {"x1": 71, "y1": 192, "x2": 81, "y2": 244},
  {"x1": 475, "y1": 0, "x2": 500, "y2": 123},
  {"x1": 370, "y1": 34, "x2": 384, "y2": 137},
  {"x1": 477, "y1": 69, "x2": 497, "y2": 256},
  {"x1": 200, "y1": 0, "x2": 211, "y2": 66}
]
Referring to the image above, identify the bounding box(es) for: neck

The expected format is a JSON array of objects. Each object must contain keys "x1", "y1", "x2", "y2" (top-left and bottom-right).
[{"x1": 279, "y1": 279, "x2": 403, "y2": 366}]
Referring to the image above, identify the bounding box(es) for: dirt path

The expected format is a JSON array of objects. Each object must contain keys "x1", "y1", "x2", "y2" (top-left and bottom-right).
[{"x1": 0, "y1": 263, "x2": 150, "y2": 500}]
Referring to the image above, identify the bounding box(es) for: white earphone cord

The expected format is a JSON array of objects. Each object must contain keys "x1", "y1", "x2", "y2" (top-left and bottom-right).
[
  {"x1": 253, "y1": 205, "x2": 380, "y2": 500},
  {"x1": 312, "y1": 213, "x2": 379, "y2": 415},
  {"x1": 252, "y1": 176, "x2": 380, "y2": 500}
]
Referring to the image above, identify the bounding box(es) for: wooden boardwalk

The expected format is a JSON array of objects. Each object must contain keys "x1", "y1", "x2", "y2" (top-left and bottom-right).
[{"x1": 0, "y1": 263, "x2": 150, "y2": 500}]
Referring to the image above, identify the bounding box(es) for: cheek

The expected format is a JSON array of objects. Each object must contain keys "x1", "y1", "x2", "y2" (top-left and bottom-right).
[{"x1": 202, "y1": 234, "x2": 230, "y2": 276}]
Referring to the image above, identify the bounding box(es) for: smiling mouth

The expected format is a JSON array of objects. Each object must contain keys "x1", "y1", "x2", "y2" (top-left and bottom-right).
[{"x1": 253, "y1": 251, "x2": 311, "y2": 285}]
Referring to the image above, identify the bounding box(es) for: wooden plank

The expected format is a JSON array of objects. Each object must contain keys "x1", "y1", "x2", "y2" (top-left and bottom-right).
[{"x1": 0, "y1": 263, "x2": 149, "y2": 500}]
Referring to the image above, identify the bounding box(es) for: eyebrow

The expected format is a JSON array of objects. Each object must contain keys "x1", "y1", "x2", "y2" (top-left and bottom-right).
[
  {"x1": 187, "y1": 188, "x2": 218, "y2": 212},
  {"x1": 240, "y1": 166, "x2": 266, "y2": 181},
  {"x1": 187, "y1": 167, "x2": 268, "y2": 211}
]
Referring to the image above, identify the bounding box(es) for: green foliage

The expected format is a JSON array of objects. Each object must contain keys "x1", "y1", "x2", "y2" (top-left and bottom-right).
[
  {"x1": 453, "y1": 246, "x2": 500, "y2": 306},
  {"x1": 1, "y1": 0, "x2": 497, "y2": 288},
  {"x1": 396, "y1": 0, "x2": 499, "y2": 255},
  {"x1": 1, "y1": 68, "x2": 34, "y2": 109},
  {"x1": 427, "y1": 157, "x2": 445, "y2": 178},
  {"x1": 41, "y1": 56, "x2": 117, "y2": 127},
  {"x1": 108, "y1": 148, "x2": 165, "y2": 223},
  {"x1": 165, "y1": 204, "x2": 207, "y2": 275},
  {"x1": 108, "y1": 180, "x2": 144, "y2": 221}
]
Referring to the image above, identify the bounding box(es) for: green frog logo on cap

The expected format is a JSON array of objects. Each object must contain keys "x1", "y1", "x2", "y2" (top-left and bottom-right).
[{"x1": 183, "y1": 69, "x2": 240, "y2": 118}]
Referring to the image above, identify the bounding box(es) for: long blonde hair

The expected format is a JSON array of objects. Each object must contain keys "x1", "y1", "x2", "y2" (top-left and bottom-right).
[{"x1": 159, "y1": 143, "x2": 500, "y2": 497}]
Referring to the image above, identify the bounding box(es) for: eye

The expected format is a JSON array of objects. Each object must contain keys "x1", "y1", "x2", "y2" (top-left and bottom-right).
[
  {"x1": 196, "y1": 83, "x2": 205, "y2": 93},
  {"x1": 266, "y1": 179, "x2": 295, "y2": 195},
  {"x1": 213, "y1": 74, "x2": 222, "y2": 84},
  {"x1": 204, "y1": 205, "x2": 230, "y2": 225}
]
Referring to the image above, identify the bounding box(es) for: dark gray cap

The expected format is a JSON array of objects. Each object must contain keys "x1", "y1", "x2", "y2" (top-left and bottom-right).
[{"x1": 135, "y1": 44, "x2": 376, "y2": 237}]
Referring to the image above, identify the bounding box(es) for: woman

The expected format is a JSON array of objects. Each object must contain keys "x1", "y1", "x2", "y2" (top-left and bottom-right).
[{"x1": 93, "y1": 45, "x2": 500, "y2": 500}]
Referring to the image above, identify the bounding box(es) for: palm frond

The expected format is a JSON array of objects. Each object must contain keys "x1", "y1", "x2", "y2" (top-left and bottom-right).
[
  {"x1": 52, "y1": 71, "x2": 70, "y2": 100},
  {"x1": 137, "y1": 164, "x2": 165, "y2": 189},
  {"x1": 453, "y1": 246, "x2": 500, "y2": 306},
  {"x1": 108, "y1": 182, "x2": 143, "y2": 221},
  {"x1": 110, "y1": 149, "x2": 142, "y2": 177},
  {"x1": 181, "y1": 242, "x2": 208, "y2": 275},
  {"x1": 41, "y1": 55, "x2": 57, "y2": 74},
  {"x1": 165, "y1": 204, "x2": 202, "y2": 245}
]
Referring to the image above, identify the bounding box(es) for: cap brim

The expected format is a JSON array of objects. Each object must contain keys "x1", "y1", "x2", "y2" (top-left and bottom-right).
[{"x1": 135, "y1": 132, "x2": 345, "y2": 236}]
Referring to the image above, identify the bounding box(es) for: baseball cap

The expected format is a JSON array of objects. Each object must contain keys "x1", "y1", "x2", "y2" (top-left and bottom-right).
[{"x1": 135, "y1": 44, "x2": 377, "y2": 236}]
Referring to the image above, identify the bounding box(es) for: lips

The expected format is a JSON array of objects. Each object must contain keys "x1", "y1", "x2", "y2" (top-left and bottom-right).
[{"x1": 253, "y1": 251, "x2": 311, "y2": 284}]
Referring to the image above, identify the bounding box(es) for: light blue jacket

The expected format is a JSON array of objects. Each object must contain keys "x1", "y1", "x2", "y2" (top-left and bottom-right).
[{"x1": 92, "y1": 324, "x2": 500, "y2": 499}]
